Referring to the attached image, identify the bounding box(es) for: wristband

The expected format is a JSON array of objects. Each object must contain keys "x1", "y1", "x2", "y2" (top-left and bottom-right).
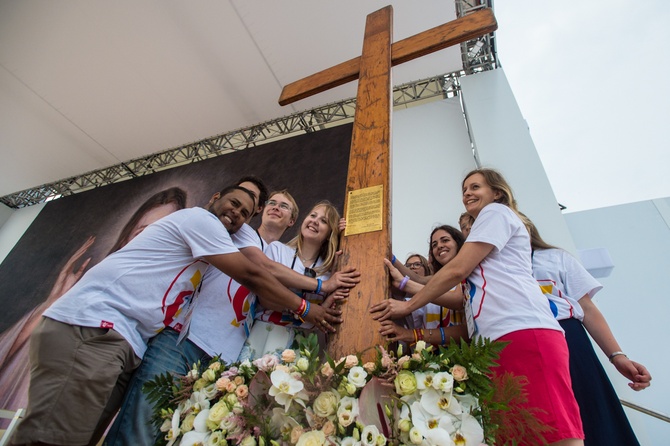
[
  {"x1": 608, "y1": 351, "x2": 627, "y2": 363},
  {"x1": 399, "y1": 275, "x2": 410, "y2": 291},
  {"x1": 391, "y1": 255, "x2": 396, "y2": 265},
  {"x1": 439, "y1": 327, "x2": 446, "y2": 345},
  {"x1": 314, "y1": 278, "x2": 322, "y2": 294}
]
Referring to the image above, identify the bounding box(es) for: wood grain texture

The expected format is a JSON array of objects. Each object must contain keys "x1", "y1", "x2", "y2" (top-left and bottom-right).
[
  {"x1": 278, "y1": 8, "x2": 497, "y2": 106},
  {"x1": 327, "y1": 6, "x2": 392, "y2": 361}
]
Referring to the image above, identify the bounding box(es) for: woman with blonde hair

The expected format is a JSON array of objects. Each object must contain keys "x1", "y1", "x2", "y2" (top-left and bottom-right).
[{"x1": 240, "y1": 200, "x2": 344, "y2": 359}]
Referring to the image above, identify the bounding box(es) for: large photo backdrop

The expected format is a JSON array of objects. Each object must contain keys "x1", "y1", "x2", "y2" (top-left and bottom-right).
[{"x1": 0, "y1": 123, "x2": 352, "y2": 412}]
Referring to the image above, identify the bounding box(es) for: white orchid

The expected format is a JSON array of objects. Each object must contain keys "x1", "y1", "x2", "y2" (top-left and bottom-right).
[
  {"x1": 165, "y1": 408, "x2": 181, "y2": 446},
  {"x1": 269, "y1": 369, "x2": 308, "y2": 411},
  {"x1": 452, "y1": 413, "x2": 484, "y2": 445},
  {"x1": 270, "y1": 407, "x2": 300, "y2": 439},
  {"x1": 414, "y1": 371, "x2": 435, "y2": 393},
  {"x1": 421, "y1": 388, "x2": 463, "y2": 417},
  {"x1": 179, "y1": 408, "x2": 211, "y2": 446},
  {"x1": 411, "y1": 401, "x2": 456, "y2": 446}
]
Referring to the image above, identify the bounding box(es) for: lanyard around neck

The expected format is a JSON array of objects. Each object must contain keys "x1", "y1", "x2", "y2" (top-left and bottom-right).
[{"x1": 291, "y1": 247, "x2": 318, "y2": 270}]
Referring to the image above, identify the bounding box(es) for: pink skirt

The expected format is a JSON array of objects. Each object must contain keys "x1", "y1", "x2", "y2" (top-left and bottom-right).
[{"x1": 496, "y1": 329, "x2": 584, "y2": 444}]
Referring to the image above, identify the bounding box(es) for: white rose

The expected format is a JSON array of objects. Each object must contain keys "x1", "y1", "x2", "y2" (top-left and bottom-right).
[
  {"x1": 347, "y1": 366, "x2": 368, "y2": 388},
  {"x1": 296, "y1": 430, "x2": 326, "y2": 446},
  {"x1": 409, "y1": 427, "x2": 423, "y2": 444},
  {"x1": 208, "y1": 400, "x2": 230, "y2": 424},
  {"x1": 240, "y1": 436, "x2": 257, "y2": 446},
  {"x1": 313, "y1": 391, "x2": 340, "y2": 418}
]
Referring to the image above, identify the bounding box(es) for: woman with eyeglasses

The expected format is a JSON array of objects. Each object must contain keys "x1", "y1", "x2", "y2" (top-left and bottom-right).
[
  {"x1": 239, "y1": 200, "x2": 344, "y2": 360},
  {"x1": 404, "y1": 254, "x2": 431, "y2": 276}
]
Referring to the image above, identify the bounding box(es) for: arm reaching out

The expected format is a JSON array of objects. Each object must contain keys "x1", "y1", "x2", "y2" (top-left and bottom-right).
[
  {"x1": 580, "y1": 295, "x2": 651, "y2": 390},
  {"x1": 205, "y1": 252, "x2": 342, "y2": 333}
]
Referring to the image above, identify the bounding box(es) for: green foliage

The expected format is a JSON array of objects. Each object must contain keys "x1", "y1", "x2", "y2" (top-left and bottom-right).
[
  {"x1": 484, "y1": 372, "x2": 553, "y2": 446},
  {"x1": 438, "y1": 336, "x2": 507, "y2": 399}
]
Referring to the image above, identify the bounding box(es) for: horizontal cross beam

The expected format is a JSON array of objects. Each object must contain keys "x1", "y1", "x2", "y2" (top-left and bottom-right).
[{"x1": 278, "y1": 8, "x2": 497, "y2": 105}]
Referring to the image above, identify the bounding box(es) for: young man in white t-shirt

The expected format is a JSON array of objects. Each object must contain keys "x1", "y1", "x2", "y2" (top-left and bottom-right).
[
  {"x1": 10, "y1": 186, "x2": 340, "y2": 446},
  {"x1": 104, "y1": 189, "x2": 303, "y2": 446}
]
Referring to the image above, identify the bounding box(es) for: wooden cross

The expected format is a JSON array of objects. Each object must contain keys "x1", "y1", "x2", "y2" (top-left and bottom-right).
[{"x1": 279, "y1": 6, "x2": 497, "y2": 360}]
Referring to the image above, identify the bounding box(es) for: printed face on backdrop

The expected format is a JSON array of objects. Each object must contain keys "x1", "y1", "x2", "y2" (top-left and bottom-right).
[
  {"x1": 207, "y1": 189, "x2": 254, "y2": 233},
  {"x1": 126, "y1": 202, "x2": 181, "y2": 245},
  {"x1": 462, "y1": 173, "x2": 501, "y2": 219}
]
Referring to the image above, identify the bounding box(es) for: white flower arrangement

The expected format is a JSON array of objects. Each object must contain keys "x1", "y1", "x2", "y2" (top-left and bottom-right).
[{"x1": 146, "y1": 334, "x2": 512, "y2": 445}]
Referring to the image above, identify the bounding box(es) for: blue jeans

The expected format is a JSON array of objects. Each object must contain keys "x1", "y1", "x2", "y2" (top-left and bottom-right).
[{"x1": 103, "y1": 328, "x2": 210, "y2": 446}]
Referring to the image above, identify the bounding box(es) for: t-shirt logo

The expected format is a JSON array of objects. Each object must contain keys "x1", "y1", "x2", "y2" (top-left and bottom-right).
[{"x1": 161, "y1": 261, "x2": 206, "y2": 329}]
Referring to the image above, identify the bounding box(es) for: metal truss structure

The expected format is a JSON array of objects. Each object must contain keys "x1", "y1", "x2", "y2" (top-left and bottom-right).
[{"x1": 1, "y1": 1, "x2": 498, "y2": 209}]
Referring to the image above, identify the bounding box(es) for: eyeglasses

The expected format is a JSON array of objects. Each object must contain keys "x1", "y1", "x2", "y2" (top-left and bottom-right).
[
  {"x1": 405, "y1": 262, "x2": 423, "y2": 269},
  {"x1": 266, "y1": 199, "x2": 292, "y2": 212},
  {"x1": 304, "y1": 267, "x2": 316, "y2": 278}
]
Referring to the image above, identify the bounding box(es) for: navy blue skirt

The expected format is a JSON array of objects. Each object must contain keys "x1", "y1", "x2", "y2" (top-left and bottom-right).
[{"x1": 561, "y1": 317, "x2": 640, "y2": 446}]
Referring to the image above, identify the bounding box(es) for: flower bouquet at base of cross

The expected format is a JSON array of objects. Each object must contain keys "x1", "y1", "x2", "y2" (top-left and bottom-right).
[{"x1": 144, "y1": 333, "x2": 548, "y2": 446}]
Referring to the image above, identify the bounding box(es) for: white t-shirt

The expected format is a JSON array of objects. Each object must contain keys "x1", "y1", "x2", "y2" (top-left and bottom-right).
[
  {"x1": 464, "y1": 203, "x2": 562, "y2": 340},
  {"x1": 422, "y1": 303, "x2": 464, "y2": 329},
  {"x1": 179, "y1": 223, "x2": 265, "y2": 360},
  {"x1": 255, "y1": 241, "x2": 331, "y2": 328},
  {"x1": 44, "y1": 207, "x2": 238, "y2": 358},
  {"x1": 532, "y1": 248, "x2": 602, "y2": 322}
]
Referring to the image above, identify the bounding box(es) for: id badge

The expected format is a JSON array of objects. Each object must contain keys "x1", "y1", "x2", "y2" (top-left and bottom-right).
[
  {"x1": 462, "y1": 283, "x2": 477, "y2": 338},
  {"x1": 176, "y1": 284, "x2": 202, "y2": 344},
  {"x1": 243, "y1": 296, "x2": 257, "y2": 338}
]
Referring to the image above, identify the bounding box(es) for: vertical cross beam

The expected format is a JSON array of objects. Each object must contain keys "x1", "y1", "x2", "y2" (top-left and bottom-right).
[
  {"x1": 278, "y1": 7, "x2": 497, "y2": 359},
  {"x1": 328, "y1": 6, "x2": 393, "y2": 360}
]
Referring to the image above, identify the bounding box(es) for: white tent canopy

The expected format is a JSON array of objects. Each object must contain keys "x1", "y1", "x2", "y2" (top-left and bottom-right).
[{"x1": 0, "y1": 0, "x2": 468, "y2": 199}]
